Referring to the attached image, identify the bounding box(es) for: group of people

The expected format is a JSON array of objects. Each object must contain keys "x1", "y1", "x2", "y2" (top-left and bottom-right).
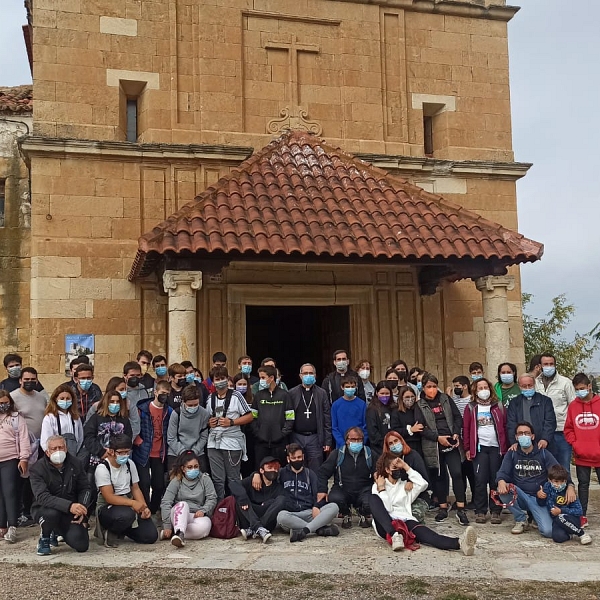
[{"x1": 0, "y1": 348, "x2": 597, "y2": 557}]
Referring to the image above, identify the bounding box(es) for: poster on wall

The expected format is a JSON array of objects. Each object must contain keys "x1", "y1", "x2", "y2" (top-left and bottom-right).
[{"x1": 65, "y1": 334, "x2": 95, "y2": 376}]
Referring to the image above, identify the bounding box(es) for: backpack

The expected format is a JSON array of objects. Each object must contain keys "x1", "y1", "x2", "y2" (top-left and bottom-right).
[
  {"x1": 56, "y1": 413, "x2": 80, "y2": 457},
  {"x1": 335, "y1": 445, "x2": 372, "y2": 488},
  {"x1": 210, "y1": 390, "x2": 234, "y2": 421},
  {"x1": 12, "y1": 414, "x2": 39, "y2": 476},
  {"x1": 209, "y1": 495, "x2": 240, "y2": 539}
]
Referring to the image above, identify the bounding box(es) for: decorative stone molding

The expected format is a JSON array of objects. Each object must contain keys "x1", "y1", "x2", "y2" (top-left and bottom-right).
[
  {"x1": 163, "y1": 270, "x2": 203, "y2": 295},
  {"x1": 475, "y1": 275, "x2": 515, "y2": 293},
  {"x1": 267, "y1": 107, "x2": 322, "y2": 136}
]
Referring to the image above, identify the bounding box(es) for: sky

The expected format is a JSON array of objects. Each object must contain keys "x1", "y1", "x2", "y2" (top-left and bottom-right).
[{"x1": 1, "y1": 0, "x2": 599, "y2": 363}]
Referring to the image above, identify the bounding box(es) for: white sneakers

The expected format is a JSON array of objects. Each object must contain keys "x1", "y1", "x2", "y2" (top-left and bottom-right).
[
  {"x1": 3, "y1": 526, "x2": 17, "y2": 544},
  {"x1": 580, "y1": 533, "x2": 592, "y2": 545},
  {"x1": 391, "y1": 531, "x2": 404, "y2": 551},
  {"x1": 459, "y1": 526, "x2": 477, "y2": 556},
  {"x1": 511, "y1": 521, "x2": 530, "y2": 535}
]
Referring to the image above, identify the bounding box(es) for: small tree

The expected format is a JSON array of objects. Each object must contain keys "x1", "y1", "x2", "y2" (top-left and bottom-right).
[{"x1": 522, "y1": 293, "x2": 597, "y2": 377}]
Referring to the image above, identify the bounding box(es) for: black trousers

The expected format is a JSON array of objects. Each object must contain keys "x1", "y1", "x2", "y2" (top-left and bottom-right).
[
  {"x1": 328, "y1": 485, "x2": 372, "y2": 516},
  {"x1": 552, "y1": 513, "x2": 583, "y2": 543},
  {"x1": 33, "y1": 507, "x2": 89, "y2": 552},
  {"x1": 472, "y1": 446, "x2": 503, "y2": 515},
  {"x1": 136, "y1": 457, "x2": 166, "y2": 514},
  {"x1": 17, "y1": 475, "x2": 34, "y2": 517},
  {"x1": 98, "y1": 505, "x2": 158, "y2": 544},
  {"x1": 461, "y1": 458, "x2": 475, "y2": 499},
  {"x1": 0, "y1": 459, "x2": 20, "y2": 527},
  {"x1": 430, "y1": 447, "x2": 465, "y2": 505},
  {"x1": 370, "y1": 494, "x2": 459, "y2": 550},
  {"x1": 575, "y1": 465, "x2": 600, "y2": 516},
  {"x1": 291, "y1": 433, "x2": 324, "y2": 471},
  {"x1": 254, "y1": 441, "x2": 287, "y2": 470},
  {"x1": 236, "y1": 496, "x2": 287, "y2": 532}
]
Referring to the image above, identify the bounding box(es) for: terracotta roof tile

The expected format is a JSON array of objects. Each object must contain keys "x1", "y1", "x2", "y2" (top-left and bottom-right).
[
  {"x1": 0, "y1": 85, "x2": 32, "y2": 114},
  {"x1": 129, "y1": 130, "x2": 544, "y2": 280}
]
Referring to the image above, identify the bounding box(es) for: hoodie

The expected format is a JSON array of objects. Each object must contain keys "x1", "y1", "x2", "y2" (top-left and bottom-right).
[
  {"x1": 167, "y1": 405, "x2": 210, "y2": 457},
  {"x1": 564, "y1": 395, "x2": 600, "y2": 467},
  {"x1": 279, "y1": 464, "x2": 318, "y2": 512},
  {"x1": 160, "y1": 473, "x2": 217, "y2": 527}
]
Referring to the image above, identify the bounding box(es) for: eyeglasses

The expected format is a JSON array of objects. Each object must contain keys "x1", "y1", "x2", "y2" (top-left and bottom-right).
[
  {"x1": 347, "y1": 437, "x2": 363, "y2": 443},
  {"x1": 115, "y1": 450, "x2": 131, "y2": 456}
]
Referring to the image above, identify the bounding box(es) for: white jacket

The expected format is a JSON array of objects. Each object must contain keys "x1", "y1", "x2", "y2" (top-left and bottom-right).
[
  {"x1": 535, "y1": 373, "x2": 575, "y2": 431},
  {"x1": 371, "y1": 468, "x2": 428, "y2": 523}
]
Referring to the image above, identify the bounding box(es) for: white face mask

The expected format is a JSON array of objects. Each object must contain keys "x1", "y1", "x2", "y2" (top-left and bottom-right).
[
  {"x1": 49, "y1": 450, "x2": 66, "y2": 465},
  {"x1": 358, "y1": 369, "x2": 370, "y2": 380},
  {"x1": 477, "y1": 389, "x2": 491, "y2": 402}
]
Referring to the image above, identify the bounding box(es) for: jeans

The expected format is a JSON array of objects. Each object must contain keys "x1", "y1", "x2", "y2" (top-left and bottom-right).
[
  {"x1": 276, "y1": 502, "x2": 339, "y2": 533},
  {"x1": 33, "y1": 507, "x2": 89, "y2": 552},
  {"x1": 328, "y1": 485, "x2": 372, "y2": 516},
  {"x1": 499, "y1": 486, "x2": 553, "y2": 538},
  {"x1": 472, "y1": 446, "x2": 503, "y2": 515},
  {"x1": 575, "y1": 465, "x2": 600, "y2": 516},
  {"x1": 235, "y1": 496, "x2": 287, "y2": 532},
  {"x1": 548, "y1": 432, "x2": 572, "y2": 472},
  {"x1": 98, "y1": 505, "x2": 158, "y2": 544}
]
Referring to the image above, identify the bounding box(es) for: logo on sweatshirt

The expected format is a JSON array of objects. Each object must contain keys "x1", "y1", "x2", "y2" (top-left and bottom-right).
[
  {"x1": 514, "y1": 459, "x2": 543, "y2": 477},
  {"x1": 575, "y1": 413, "x2": 599, "y2": 430}
]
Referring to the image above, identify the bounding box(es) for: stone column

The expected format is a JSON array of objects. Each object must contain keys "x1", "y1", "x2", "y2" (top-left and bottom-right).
[
  {"x1": 163, "y1": 270, "x2": 202, "y2": 364},
  {"x1": 475, "y1": 275, "x2": 515, "y2": 376}
]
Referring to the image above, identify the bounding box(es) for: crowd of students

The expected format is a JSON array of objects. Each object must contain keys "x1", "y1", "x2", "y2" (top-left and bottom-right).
[{"x1": 0, "y1": 348, "x2": 597, "y2": 556}]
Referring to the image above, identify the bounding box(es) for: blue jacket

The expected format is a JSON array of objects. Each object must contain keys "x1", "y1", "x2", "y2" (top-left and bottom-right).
[
  {"x1": 331, "y1": 396, "x2": 368, "y2": 448},
  {"x1": 506, "y1": 392, "x2": 556, "y2": 445},
  {"x1": 279, "y1": 464, "x2": 318, "y2": 512},
  {"x1": 536, "y1": 481, "x2": 583, "y2": 517},
  {"x1": 132, "y1": 399, "x2": 172, "y2": 467}
]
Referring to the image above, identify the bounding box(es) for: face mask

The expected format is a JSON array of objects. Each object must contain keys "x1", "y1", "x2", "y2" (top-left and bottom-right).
[
  {"x1": 241, "y1": 364, "x2": 252, "y2": 375},
  {"x1": 178, "y1": 379, "x2": 189, "y2": 388},
  {"x1": 194, "y1": 376, "x2": 202, "y2": 383},
  {"x1": 424, "y1": 387, "x2": 437, "y2": 400},
  {"x1": 517, "y1": 435, "x2": 532, "y2": 449},
  {"x1": 358, "y1": 369, "x2": 370, "y2": 380},
  {"x1": 335, "y1": 360, "x2": 348, "y2": 372},
  {"x1": 23, "y1": 381, "x2": 36, "y2": 392},
  {"x1": 348, "y1": 441, "x2": 363, "y2": 453},
  {"x1": 302, "y1": 374, "x2": 316, "y2": 387},
  {"x1": 49, "y1": 450, "x2": 66, "y2": 465},
  {"x1": 391, "y1": 468, "x2": 408, "y2": 481},
  {"x1": 289, "y1": 459, "x2": 304, "y2": 471},
  {"x1": 236, "y1": 385, "x2": 248, "y2": 394},
  {"x1": 576, "y1": 389, "x2": 590, "y2": 399},
  {"x1": 263, "y1": 471, "x2": 278, "y2": 482},
  {"x1": 385, "y1": 379, "x2": 398, "y2": 390},
  {"x1": 0, "y1": 404, "x2": 10, "y2": 413},
  {"x1": 8, "y1": 366, "x2": 21, "y2": 378},
  {"x1": 119, "y1": 390, "x2": 128, "y2": 400},
  {"x1": 185, "y1": 373, "x2": 195, "y2": 384},
  {"x1": 215, "y1": 379, "x2": 229, "y2": 390},
  {"x1": 397, "y1": 370, "x2": 407, "y2": 379},
  {"x1": 500, "y1": 373, "x2": 514, "y2": 385},
  {"x1": 471, "y1": 374, "x2": 483, "y2": 382},
  {"x1": 78, "y1": 379, "x2": 93, "y2": 391},
  {"x1": 551, "y1": 482, "x2": 567, "y2": 492},
  {"x1": 521, "y1": 388, "x2": 535, "y2": 398},
  {"x1": 157, "y1": 393, "x2": 169, "y2": 404},
  {"x1": 127, "y1": 376, "x2": 140, "y2": 388},
  {"x1": 116, "y1": 454, "x2": 130, "y2": 465},
  {"x1": 108, "y1": 403, "x2": 121, "y2": 415},
  {"x1": 185, "y1": 404, "x2": 199, "y2": 414},
  {"x1": 140, "y1": 364, "x2": 148, "y2": 375},
  {"x1": 477, "y1": 389, "x2": 491, "y2": 402},
  {"x1": 453, "y1": 387, "x2": 463, "y2": 397},
  {"x1": 57, "y1": 399, "x2": 72, "y2": 410},
  {"x1": 155, "y1": 366, "x2": 167, "y2": 377},
  {"x1": 343, "y1": 387, "x2": 356, "y2": 397},
  {"x1": 542, "y1": 366, "x2": 556, "y2": 378},
  {"x1": 258, "y1": 379, "x2": 270, "y2": 391},
  {"x1": 403, "y1": 396, "x2": 416, "y2": 408},
  {"x1": 390, "y1": 442, "x2": 403, "y2": 455},
  {"x1": 379, "y1": 395, "x2": 391, "y2": 405},
  {"x1": 416, "y1": 382, "x2": 422, "y2": 391},
  {"x1": 185, "y1": 468, "x2": 200, "y2": 480}
]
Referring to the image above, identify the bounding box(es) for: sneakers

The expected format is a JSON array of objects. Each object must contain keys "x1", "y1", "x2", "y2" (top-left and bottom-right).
[
  {"x1": 490, "y1": 513, "x2": 502, "y2": 525},
  {"x1": 49, "y1": 532, "x2": 59, "y2": 547},
  {"x1": 17, "y1": 515, "x2": 34, "y2": 528},
  {"x1": 511, "y1": 521, "x2": 530, "y2": 535},
  {"x1": 171, "y1": 531, "x2": 185, "y2": 548},
  {"x1": 4, "y1": 526, "x2": 17, "y2": 543},
  {"x1": 159, "y1": 529, "x2": 170, "y2": 541},
  {"x1": 580, "y1": 533, "x2": 592, "y2": 545},
  {"x1": 36, "y1": 536, "x2": 51, "y2": 556},
  {"x1": 456, "y1": 510, "x2": 470, "y2": 526},
  {"x1": 316, "y1": 524, "x2": 339, "y2": 537},
  {"x1": 358, "y1": 515, "x2": 372, "y2": 528},
  {"x1": 391, "y1": 531, "x2": 404, "y2": 552},
  {"x1": 435, "y1": 508, "x2": 448, "y2": 522},
  {"x1": 341, "y1": 515, "x2": 352, "y2": 529},
  {"x1": 240, "y1": 528, "x2": 254, "y2": 540},
  {"x1": 256, "y1": 527, "x2": 272, "y2": 544},
  {"x1": 459, "y1": 526, "x2": 477, "y2": 556},
  {"x1": 581, "y1": 516, "x2": 589, "y2": 529},
  {"x1": 475, "y1": 514, "x2": 487, "y2": 524},
  {"x1": 290, "y1": 528, "x2": 308, "y2": 543}
]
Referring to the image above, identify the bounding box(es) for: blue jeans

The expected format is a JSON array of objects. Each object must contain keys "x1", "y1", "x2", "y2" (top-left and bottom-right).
[
  {"x1": 548, "y1": 432, "x2": 572, "y2": 472},
  {"x1": 499, "y1": 486, "x2": 553, "y2": 538}
]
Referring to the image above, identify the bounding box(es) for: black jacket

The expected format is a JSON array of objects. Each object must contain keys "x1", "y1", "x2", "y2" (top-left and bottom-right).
[
  {"x1": 83, "y1": 413, "x2": 133, "y2": 460},
  {"x1": 321, "y1": 369, "x2": 366, "y2": 404},
  {"x1": 279, "y1": 465, "x2": 319, "y2": 512},
  {"x1": 30, "y1": 453, "x2": 91, "y2": 515},
  {"x1": 366, "y1": 404, "x2": 397, "y2": 459},
  {"x1": 229, "y1": 472, "x2": 284, "y2": 507},
  {"x1": 288, "y1": 384, "x2": 332, "y2": 447},
  {"x1": 317, "y1": 446, "x2": 373, "y2": 494},
  {"x1": 506, "y1": 392, "x2": 556, "y2": 445},
  {"x1": 251, "y1": 386, "x2": 294, "y2": 444},
  {"x1": 393, "y1": 407, "x2": 423, "y2": 455}
]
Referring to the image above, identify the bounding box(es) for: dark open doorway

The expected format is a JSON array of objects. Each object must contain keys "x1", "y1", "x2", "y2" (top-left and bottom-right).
[{"x1": 245, "y1": 305, "x2": 350, "y2": 386}]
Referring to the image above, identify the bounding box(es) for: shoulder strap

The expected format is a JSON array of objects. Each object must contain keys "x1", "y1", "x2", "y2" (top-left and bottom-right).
[
  {"x1": 364, "y1": 446, "x2": 372, "y2": 469},
  {"x1": 11, "y1": 415, "x2": 19, "y2": 456},
  {"x1": 336, "y1": 446, "x2": 346, "y2": 468},
  {"x1": 56, "y1": 413, "x2": 62, "y2": 436},
  {"x1": 100, "y1": 459, "x2": 133, "y2": 488},
  {"x1": 224, "y1": 389, "x2": 233, "y2": 417}
]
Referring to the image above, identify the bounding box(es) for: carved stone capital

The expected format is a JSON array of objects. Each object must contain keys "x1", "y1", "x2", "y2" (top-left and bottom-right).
[
  {"x1": 475, "y1": 275, "x2": 515, "y2": 293},
  {"x1": 163, "y1": 270, "x2": 202, "y2": 296}
]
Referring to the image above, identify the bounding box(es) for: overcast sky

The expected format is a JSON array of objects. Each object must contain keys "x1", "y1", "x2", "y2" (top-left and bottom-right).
[{"x1": 2, "y1": 0, "x2": 599, "y2": 365}]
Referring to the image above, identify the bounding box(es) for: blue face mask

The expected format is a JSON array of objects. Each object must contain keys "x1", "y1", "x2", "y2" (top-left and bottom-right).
[
  {"x1": 302, "y1": 374, "x2": 316, "y2": 386},
  {"x1": 241, "y1": 364, "x2": 252, "y2": 375},
  {"x1": 348, "y1": 442, "x2": 363, "y2": 453},
  {"x1": 185, "y1": 404, "x2": 199, "y2": 414},
  {"x1": 108, "y1": 403, "x2": 121, "y2": 415},
  {"x1": 57, "y1": 399, "x2": 72, "y2": 410},
  {"x1": 517, "y1": 435, "x2": 532, "y2": 449},
  {"x1": 551, "y1": 482, "x2": 567, "y2": 492},
  {"x1": 155, "y1": 366, "x2": 167, "y2": 377},
  {"x1": 521, "y1": 388, "x2": 535, "y2": 398},
  {"x1": 343, "y1": 387, "x2": 356, "y2": 397},
  {"x1": 185, "y1": 373, "x2": 195, "y2": 384},
  {"x1": 471, "y1": 374, "x2": 483, "y2": 382},
  {"x1": 390, "y1": 442, "x2": 403, "y2": 455},
  {"x1": 79, "y1": 379, "x2": 93, "y2": 391},
  {"x1": 576, "y1": 389, "x2": 589, "y2": 399},
  {"x1": 236, "y1": 385, "x2": 248, "y2": 394},
  {"x1": 542, "y1": 366, "x2": 556, "y2": 378},
  {"x1": 500, "y1": 373, "x2": 514, "y2": 385},
  {"x1": 416, "y1": 382, "x2": 422, "y2": 391},
  {"x1": 119, "y1": 390, "x2": 128, "y2": 400},
  {"x1": 185, "y1": 468, "x2": 200, "y2": 480},
  {"x1": 259, "y1": 379, "x2": 270, "y2": 391},
  {"x1": 116, "y1": 454, "x2": 129, "y2": 465}
]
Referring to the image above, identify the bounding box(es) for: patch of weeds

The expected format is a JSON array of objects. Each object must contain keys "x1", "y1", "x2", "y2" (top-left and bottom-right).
[
  {"x1": 193, "y1": 577, "x2": 210, "y2": 585},
  {"x1": 124, "y1": 583, "x2": 134, "y2": 592},
  {"x1": 321, "y1": 584, "x2": 335, "y2": 591},
  {"x1": 15, "y1": 563, "x2": 27, "y2": 568},
  {"x1": 377, "y1": 595, "x2": 394, "y2": 600},
  {"x1": 437, "y1": 593, "x2": 476, "y2": 600},
  {"x1": 103, "y1": 572, "x2": 124, "y2": 582},
  {"x1": 404, "y1": 577, "x2": 430, "y2": 596},
  {"x1": 281, "y1": 578, "x2": 297, "y2": 587},
  {"x1": 160, "y1": 574, "x2": 177, "y2": 584},
  {"x1": 299, "y1": 573, "x2": 315, "y2": 580}
]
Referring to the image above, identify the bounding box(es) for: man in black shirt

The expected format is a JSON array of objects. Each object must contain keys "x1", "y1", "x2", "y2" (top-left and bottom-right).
[{"x1": 321, "y1": 349, "x2": 366, "y2": 403}]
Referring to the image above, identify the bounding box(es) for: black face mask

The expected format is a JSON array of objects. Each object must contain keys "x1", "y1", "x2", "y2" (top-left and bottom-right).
[
  {"x1": 0, "y1": 404, "x2": 10, "y2": 413},
  {"x1": 263, "y1": 471, "x2": 278, "y2": 482},
  {"x1": 453, "y1": 387, "x2": 463, "y2": 397},
  {"x1": 127, "y1": 377, "x2": 140, "y2": 388},
  {"x1": 386, "y1": 380, "x2": 398, "y2": 390},
  {"x1": 157, "y1": 393, "x2": 169, "y2": 404},
  {"x1": 178, "y1": 379, "x2": 189, "y2": 388},
  {"x1": 391, "y1": 469, "x2": 408, "y2": 481},
  {"x1": 289, "y1": 459, "x2": 304, "y2": 471},
  {"x1": 23, "y1": 381, "x2": 36, "y2": 392}
]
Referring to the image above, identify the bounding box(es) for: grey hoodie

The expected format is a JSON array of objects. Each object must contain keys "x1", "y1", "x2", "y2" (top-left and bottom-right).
[
  {"x1": 167, "y1": 405, "x2": 210, "y2": 457},
  {"x1": 160, "y1": 474, "x2": 217, "y2": 527}
]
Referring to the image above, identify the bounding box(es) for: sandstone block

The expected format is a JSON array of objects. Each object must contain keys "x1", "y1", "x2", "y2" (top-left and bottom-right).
[
  {"x1": 32, "y1": 256, "x2": 82, "y2": 278},
  {"x1": 111, "y1": 278, "x2": 137, "y2": 300},
  {"x1": 30, "y1": 277, "x2": 71, "y2": 300},
  {"x1": 31, "y1": 299, "x2": 86, "y2": 319},
  {"x1": 95, "y1": 334, "x2": 136, "y2": 354},
  {"x1": 70, "y1": 278, "x2": 112, "y2": 300},
  {"x1": 100, "y1": 16, "x2": 137, "y2": 36}
]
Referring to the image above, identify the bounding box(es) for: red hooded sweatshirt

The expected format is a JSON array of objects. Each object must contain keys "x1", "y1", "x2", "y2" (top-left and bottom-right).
[{"x1": 564, "y1": 395, "x2": 600, "y2": 467}]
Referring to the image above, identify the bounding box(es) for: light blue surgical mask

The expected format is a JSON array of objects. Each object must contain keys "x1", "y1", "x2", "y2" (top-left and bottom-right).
[
  {"x1": 185, "y1": 373, "x2": 195, "y2": 383},
  {"x1": 576, "y1": 389, "x2": 590, "y2": 399},
  {"x1": 57, "y1": 399, "x2": 72, "y2": 410},
  {"x1": 79, "y1": 379, "x2": 93, "y2": 391},
  {"x1": 500, "y1": 373, "x2": 514, "y2": 385},
  {"x1": 335, "y1": 360, "x2": 349, "y2": 372},
  {"x1": 215, "y1": 379, "x2": 229, "y2": 390},
  {"x1": 194, "y1": 376, "x2": 202, "y2": 383},
  {"x1": 302, "y1": 374, "x2": 316, "y2": 386},
  {"x1": 116, "y1": 454, "x2": 130, "y2": 465},
  {"x1": 416, "y1": 382, "x2": 422, "y2": 391},
  {"x1": 551, "y1": 482, "x2": 567, "y2": 492},
  {"x1": 259, "y1": 379, "x2": 270, "y2": 391},
  {"x1": 108, "y1": 403, "x2": 121, "y2": 415},
  {"x1": 517, "y1": 435, "x2": 532, "y2": 449},
  {"x1": 471, "y1": 374, "x2": 483, "y2": 382},
  {"x1": 241, "y1": 364, "x2": 252, "y2": 375},
  {"x1": 521, "y1": 388, "x2": 535, "y2": 398},
  {"x1": 236, "y1": 385, "x2": 248, "y2": 394},
  {"x1": 155, "y1": 366, "x2": 167, "y2": 377},
  {"x1": 343, "y1": 387, "x2": 356, "y2": 397},
  {"x1": 119, "y1": 390, "x2": 128, "y2": 400},
  {"x1": 390, "y1": 442, "x2": 403, "y2": 455},
  {"x1": 348, "y1": 442, "x2": 363, "y2": 453},
  {"x1": 185, "y1": 468, "x2": 200, "y2": 480},
  {"x1": 185, "y1": 404, "x2": 199, "y2": 414},
  {"x1": 542, "y1": 366, "x2": 556, "y2": 378}
]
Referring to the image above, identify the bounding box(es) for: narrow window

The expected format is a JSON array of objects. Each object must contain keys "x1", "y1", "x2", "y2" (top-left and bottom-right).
[
  {"x1": 423, "y1": 116, "x2": 434, "y2": 157},
  {"x1": 126, "y1": 98, "x2": 138, "y2": 142},
  {"x1": 0, "y1": 179, "x2": 5, "y2": 227}
]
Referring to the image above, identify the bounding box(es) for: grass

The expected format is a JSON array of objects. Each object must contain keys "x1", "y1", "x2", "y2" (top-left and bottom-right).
[
  {"x1": 404, "y1": 577, "x2": 430, "y2": 595},
  {"x1": 102, "y1": 572, "x2": 124, "y2": 582},
  {"x1": 437, "y1": 593, "x2": 476, "y2": 600}
]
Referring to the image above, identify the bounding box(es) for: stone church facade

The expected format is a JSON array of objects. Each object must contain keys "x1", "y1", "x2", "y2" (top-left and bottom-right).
[{"x1": 15, "y1": 0, "x2": 541, "y2": 388}]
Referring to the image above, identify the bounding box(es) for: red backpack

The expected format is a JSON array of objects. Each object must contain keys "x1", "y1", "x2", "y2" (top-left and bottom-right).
[{"x1": 209, "y1": 496, "x2": 240, "y2": 539}]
